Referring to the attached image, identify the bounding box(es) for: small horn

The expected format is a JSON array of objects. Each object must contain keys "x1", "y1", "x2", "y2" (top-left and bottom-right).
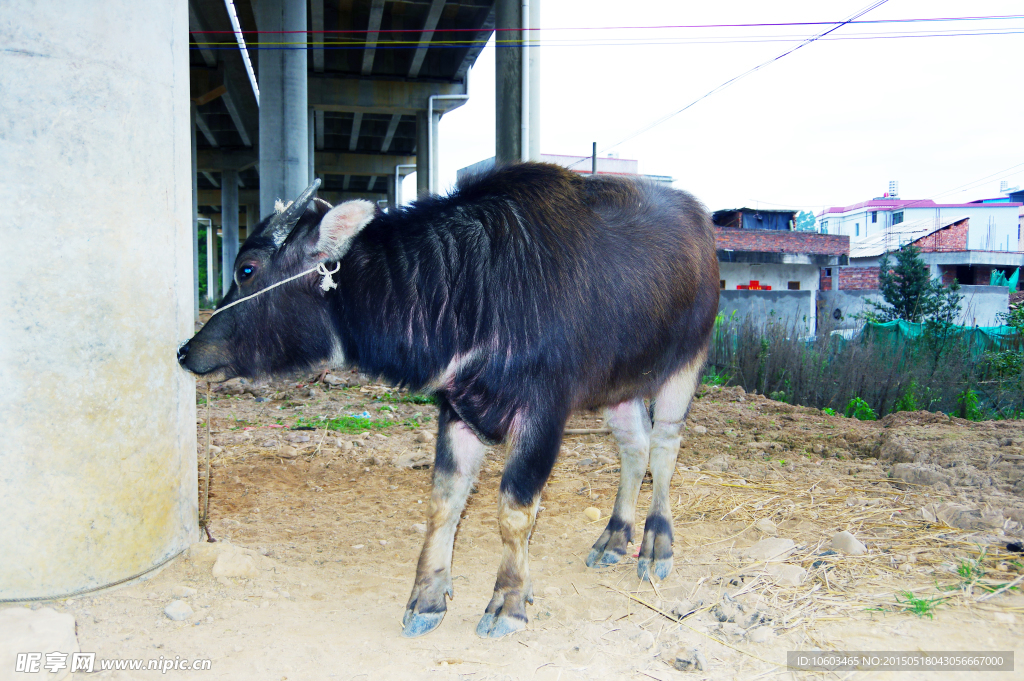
[{"x1": 270, "y1": 178, "x2": 322, "y2": 246}]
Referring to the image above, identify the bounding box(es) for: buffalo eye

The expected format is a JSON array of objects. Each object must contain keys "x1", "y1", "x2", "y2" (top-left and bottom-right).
[{"x1": 237, "y1": 264, "x2": 257, "y2": 283}]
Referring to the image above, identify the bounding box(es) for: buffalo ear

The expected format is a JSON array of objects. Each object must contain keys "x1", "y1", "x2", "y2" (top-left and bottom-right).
[{"x1": 314, "y1": 199, "x2": 376, "y2": 259}]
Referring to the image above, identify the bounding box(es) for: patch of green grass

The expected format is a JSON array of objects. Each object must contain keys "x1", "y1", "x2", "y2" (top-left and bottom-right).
[
  {"x1": 778, "y1": 459, "x2": 787, "y2": 466},
  {"x1": 297, "y1": 414, "x2": 431, "y2": 433},
  {"x1": 956, "y1": 551, "x2": 987, "y2": 584},
  {"x1": 701, "y1": 368, "x2": 730, "y2": 386},
  {"x1": 895, "y1": 591, "x2": 946, "y2": 619},
  {"x1": 380, "y1": 392, "x2": 438, "y2": 405},
  {"x1": 296, "y1": 415, "x2": 391, "y2": 433},
  {"x1": 821, "y1": 407, "x2": 837, "y2": 416}
]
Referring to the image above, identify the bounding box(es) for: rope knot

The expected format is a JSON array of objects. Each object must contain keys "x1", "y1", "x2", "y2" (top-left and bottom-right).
[{"x1": 317, "y1": 262, "x2": 341, "y2": 292}]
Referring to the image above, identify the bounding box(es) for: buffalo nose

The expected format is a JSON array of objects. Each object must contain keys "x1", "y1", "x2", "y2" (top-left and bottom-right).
[{"x1": 177, "y1": 340, "x2": 191, "y2": 365}]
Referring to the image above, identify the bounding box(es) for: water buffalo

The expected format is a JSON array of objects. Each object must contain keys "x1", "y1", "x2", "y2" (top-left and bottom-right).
[{"x1": 178, "y1": 162, "x2": 720, "y2": 638}]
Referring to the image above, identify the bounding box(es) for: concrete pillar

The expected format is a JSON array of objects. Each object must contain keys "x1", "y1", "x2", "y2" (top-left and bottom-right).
[
  {"x1": 191, "y1": 104, "x2": 200, "y2": 322},
  {"x1": 416, "y1": 110, "x2": 430, "y2": 198},
  {"x1": 528, "y1": 0, "x2": 541, "y2": 160},
  {"x1": 257, "y1": 0, "x2": 309, "y2": 217},
  {"x1": 0, "y1": 0, "x2": 198, "y2": 599},
  {"x1": 495, "y1": 0, "x2": 522, "y2": 165},
  {"x1": 221, "y1": 169, "x2": 240, "y2": 296},
  {"x1": 496, "y1": 0, "x2": 539, "y2": 164},
  {"x1": 386, "y1": 175, "x2": 396, "y2": 211}
]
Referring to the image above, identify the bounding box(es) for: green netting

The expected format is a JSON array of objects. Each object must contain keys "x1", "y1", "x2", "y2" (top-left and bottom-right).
[
  {"x1": 862, "y1": 320, "x2": 1021, "y2": 358},
  {"x1": 989, "y1": 267, "x2": 1020, "y2": 292}
]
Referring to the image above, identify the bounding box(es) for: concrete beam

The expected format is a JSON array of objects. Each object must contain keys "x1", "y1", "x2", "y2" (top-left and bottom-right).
[
  {"x1": 361, "y1": 0, "x2": 385, "y2": 76},
  {"x1": 194, "y1": 111, "x2": 218, "y2": 146},
  {"x1": 920, "y1": 251, "x2": 1024, "y2": 268},
  {"x1": 315, "y1": 152, "x2": 417, "y2": 176},
  {"x1": 717, "y1": 250, "x2": 848, "y2": 267},
  {"x1": 309, "y1": 76, "x2": 467, "y2": 115},
  {"x1": 455, "y1": 5, "x2": 495, "y2": 82},
  {"x1": 349, "y1": 112, "x2": 363, "y2": 151},
  {"x1": 196, "y1": 149, "x2": 258, "y2": 172},
  {"x1": 201, "y1": 170, "x2": 220, "y2": 188},
  {"x1": 199, "y1": 188, "x2": 395, "y2": 206},
  {"x1": 198, "y1": 149, "x2": 416, "y2": 175},
  {"x1": 320, "y1": 191, "x2": 387, "y2": 205},
  {"x1": 380, "y1": 113, "x2": 401, "y2": 152},
  {"x1": 188, "y1": 1, "x2": 217, "y2": 68},
  {"x1": 189, "y1": 69, "x2": 226, "y2": 105},
  {"x1": 199, "y1": 189, "x2": 260, "y2": 205},
  {"x1": 222, "y1": 78, "x2": 253, "y2": 147},
  {"x1": 408, "y1": 0, "x2": 446, "y2": 79},
  {"x1": 192, "y1": 0, "x2": 258, "y2": 146}
]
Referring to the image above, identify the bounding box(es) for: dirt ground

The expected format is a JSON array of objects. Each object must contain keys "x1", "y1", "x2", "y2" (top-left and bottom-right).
[{"x1": 36, "y1": 372, "x2": 1024, "y2": 680}]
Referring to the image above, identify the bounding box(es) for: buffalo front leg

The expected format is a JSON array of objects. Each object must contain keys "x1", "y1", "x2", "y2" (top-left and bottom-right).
[
  {"x1": 638, "y1": 352, "x2": 706, "y2": 581},
  {"x1": 586, "y1": 399, "x2": 650, "y2": 567},
  {"x1": 476, "y1": 413, "x2": 564, "y2": 638},
  {"x1": 402, "y1": 402, "x2": 485, "y2": 637}
]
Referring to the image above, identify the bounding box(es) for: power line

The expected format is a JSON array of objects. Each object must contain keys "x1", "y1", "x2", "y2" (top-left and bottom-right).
[
  {"x1": 188, "y1": 14, "x2": 1024, "y2": 34},
  {"x1": 192, "y1": 27, "x2": 1024, "y2": 49},
  {"x1": 565, "y1": 0, "x2": 892, "y2": 170},
  {"x1": 191, "y1": 28, "x2": 1024, "y2": 52}
]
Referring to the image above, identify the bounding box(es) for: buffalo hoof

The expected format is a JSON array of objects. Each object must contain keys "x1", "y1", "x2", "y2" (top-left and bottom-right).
[
  {"x1": 401, "y1": 611, "x2": 445, "y2": 638},
  {"x1": 637, "y1": 555, "x2": 673, "y2": 582},
  {"x1": 585, "y1": 546, "x2": 624, "y2": 567},
  {"x1": 475, "y1": 611, "x2": 527, "y2": 639},
  {"x1": 637, "y1": 514, "x2": 674, "y2": 582},
  {"x1": 585, "y1": 517, "x2": 631, "y2": 568},
  {"x1": 476, "y1": 588, "x2": 532, "y2": 639}
]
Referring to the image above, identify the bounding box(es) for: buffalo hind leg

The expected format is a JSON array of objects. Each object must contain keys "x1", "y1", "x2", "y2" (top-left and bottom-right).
[
  {"x1": 402, "y1": 402, "x2": 485, "y2": 637},
  {"x1": 476, "y1": 412, "x2": 563, "y2": 638},
  {"x1": 638, "y1": 352, "x2": 706, "y2": 581},
  {"x1": 586, "y1": 399, "x2": 651, "y2": 567}
]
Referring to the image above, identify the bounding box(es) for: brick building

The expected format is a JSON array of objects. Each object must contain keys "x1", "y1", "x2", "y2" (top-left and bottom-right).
[
  {"x1": 713, "y1": 208, "x2": 849, "y2": 292},
  {"x1": 833, "y1": 215, "x2": 1024, "y2": 290}
]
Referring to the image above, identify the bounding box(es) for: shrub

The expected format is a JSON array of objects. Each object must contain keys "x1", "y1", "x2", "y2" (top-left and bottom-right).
[
  {"x1": 706, "y1": 312, "x2": 1024, "y2": 419},
  {"x1": 845, "y1": 397, "x2": 877, "y2": 421},
  {"x1": 893, "y1": 380, "x2": 919, "y2": 413},
  {"x1": 957, "y1": 389, "x2": 984, "y2": 421}
]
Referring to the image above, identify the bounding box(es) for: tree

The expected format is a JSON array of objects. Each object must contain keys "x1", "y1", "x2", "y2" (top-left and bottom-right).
[
  {"x1": 868, "y1": 244, "x2": 962, "y2": 324},
  {"x1": 794, "y1": 210, "x2": 817, "y2": 232}
]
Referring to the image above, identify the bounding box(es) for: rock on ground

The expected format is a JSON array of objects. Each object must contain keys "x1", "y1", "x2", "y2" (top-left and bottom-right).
[
  {"x1": 212, "y1": 552, "x2": 260, "y2": 579},
  {"x1": 766, "y1": 563, "x2": 807, "y2": 586},
  {"x1": 164, "y1": 600, "x2": 194, "y2": 621},
  {"x1": 832, "y1": 530, "x2": 867, "y2": 555},
  {"x1": 0, "y1": 607, "x2": 79, "y2": 680}
]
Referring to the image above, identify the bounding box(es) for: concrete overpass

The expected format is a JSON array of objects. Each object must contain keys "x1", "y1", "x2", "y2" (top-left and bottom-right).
[{"x1": 189, "y1": 0, "x2": 533, "y2": 304}]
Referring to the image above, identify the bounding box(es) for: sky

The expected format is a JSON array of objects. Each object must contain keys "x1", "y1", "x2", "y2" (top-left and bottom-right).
[{"x1": 402, "y1": 0, "x2": 1023, "y2": 217}]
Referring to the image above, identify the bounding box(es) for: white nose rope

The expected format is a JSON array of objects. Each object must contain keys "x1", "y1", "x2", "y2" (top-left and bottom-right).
[{"x1": 207, "y1": 261, "x2": 341, "y2": 319}]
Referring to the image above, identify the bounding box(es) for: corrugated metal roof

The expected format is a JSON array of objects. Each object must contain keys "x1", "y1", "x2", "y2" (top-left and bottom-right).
[{"x1": 849, "y1": 215, "x2": 968, "y2": 259}]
